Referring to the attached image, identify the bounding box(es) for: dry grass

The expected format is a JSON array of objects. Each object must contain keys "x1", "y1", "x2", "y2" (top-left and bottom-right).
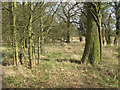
[{"x1": 2, "y1": 42, "x2": 119, "y2": 88}]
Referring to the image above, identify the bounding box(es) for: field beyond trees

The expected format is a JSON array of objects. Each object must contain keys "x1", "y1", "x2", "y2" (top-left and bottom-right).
[{"x1": 2, "y1": 42, "x2": 118, "y2": 88}]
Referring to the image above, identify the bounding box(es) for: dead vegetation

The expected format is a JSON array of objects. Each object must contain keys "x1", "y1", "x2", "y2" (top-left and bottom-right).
[{"x1": 2, "y1": 42, "x2": 119, "y2": 88}]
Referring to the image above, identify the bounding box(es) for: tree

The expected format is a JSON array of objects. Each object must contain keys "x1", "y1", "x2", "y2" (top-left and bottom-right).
[
  {"x1": 38, "y1": 3, "x2": 43, "y2": 64},
  {"x1": 72, "y1": 13, "x2": 87, "y2": 42},
  {"x1": 102, "y1": 11, "x2": 115, "y2": 45},
  {"x1": 28, "y1": 0, "x2": 33, "y2": 69},
  {"x1": 57, "y1": 2, "x2": 80, "y2": 43},
  {"x1": 8, "y1": 1, "x2": 19, "y2": 65},
  {"x1": 32, "y1": 2, "x2": 58, "y2": 64},
  {"x1": 18, "y1": 1, "x2": 26, "y2": 65},
  {"x1": 109, "y1": 2, "x2": 120, "y2": 45},
  {"x1": 81, "y1": 2, "x2": 102, "y2": 65}
]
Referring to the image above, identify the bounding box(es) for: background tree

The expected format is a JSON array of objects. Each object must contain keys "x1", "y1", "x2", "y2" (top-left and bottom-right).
[
  {"x1": 102, "y1": 11, "x2": 115, "y2": 45},
  {"x1": 57, "y1": 2, "x2": 80, "y2": 43},
  {"x1": 109, "y1": 2, "x2": 120, "y2": 45},
  {"x1": 72, "y1": 13, "x2": 87, "y2": 42}
]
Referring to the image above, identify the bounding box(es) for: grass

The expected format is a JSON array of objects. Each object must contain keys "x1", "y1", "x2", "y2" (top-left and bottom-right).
[{"x1": 2, "y1": 42, "x2": 119, "y2": 88}]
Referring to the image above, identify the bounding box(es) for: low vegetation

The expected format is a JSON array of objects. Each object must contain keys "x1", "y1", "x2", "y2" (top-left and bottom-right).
[{"x1": 2, "y1": 42, "x2": 118, "y2": 88}]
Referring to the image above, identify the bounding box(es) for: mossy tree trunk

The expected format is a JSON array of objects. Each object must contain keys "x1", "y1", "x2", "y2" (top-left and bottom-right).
[
  {"x1": 22, "y1": 1, "x2": 26, "y2": 64},
  {"x1": 38, "y1": 8, "x2": 43, "y2": 64},
  {"x1": 28, "y1": 0, "x2": 33, "y2": 68},
  {"x1": 32, "y1": 34, "x2": 35, "y2": 60},
  {"x1": 19, "y1": 1, "x2": 26, "y2": 65},
  {"x1": 9, "y1": 2, "x2": 15, "y2": 65},
  {"x1": 9, "y1": 1, "x2": 19, "y2": 65},
  {"x1": 38, "y1": 36, "x2": 40, "y2": 64},
  {"x1": 81, "y1": 3, "x2": 101, "y2": 65},
  {"x1": 118, "y1": 37, "x2": 120, "y2": 89},
  {"x1": 13, "y1": 0, "x2": 19, "y2": 66}
]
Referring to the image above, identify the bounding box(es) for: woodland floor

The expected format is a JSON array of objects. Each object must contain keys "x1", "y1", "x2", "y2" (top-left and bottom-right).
[{"x1": 1, "y1": 42, "x2": 119, "y2": 88}]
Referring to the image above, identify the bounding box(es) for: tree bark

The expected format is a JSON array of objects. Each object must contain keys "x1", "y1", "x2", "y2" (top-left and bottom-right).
[
  {"x1": 81, "y1": 3, "x2": 101, "y2": 65},
  {"x1": 102, "y1": 26, "x2": 105, "y2": 45},
  {"x1": 19, "y1": 1, "x2": 26, "y2": 65},
  {"x1": 66, "y1": 22, "x2": 70, "y2": 43},
  {"x1": 77, "y1": 28, "x2": 82, "y2": 42},
  {"x1": 28, "y1": 1, "x2": 33, "y2": 69},
  {"x1": 38, "y1": 8, "x2": 43, "y2": 64},
  {"x1": 38, "y1": 37, "x2": 40, "y2": 64},
  {"x1": 9, "y1": 2, "x2": 15, "y2": 65},
  {"x1": 9, "y1": 1, "x2": 19, "y2": 65},
  {"x1": 114, "y1": 2, "x2": 120, "y2": 45}
]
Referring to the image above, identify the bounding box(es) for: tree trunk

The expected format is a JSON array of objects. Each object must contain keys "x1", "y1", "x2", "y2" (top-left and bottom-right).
[
  {"x1": 118, "y1": 37, "x2": 120, "y2": 89},
  {"x1": 19, "y1": 1, "x2": 26, "y2": 65},
  {"x1": 107, "y1": 13, "x2": 112, "y2": 45},
  {"x1": 114, "y1": 3, "x2": 119, "y2": 45},
  {"x1": 13, "y1": 0, "x2": 19, "y2": 66},
  {"x1": 9, "y1": 2, "x2": 15, "y2": 64},
  {"x1": 104, "y1": 23, "x2": 111, "y2": 45},
  {"x1": 98, "y1": 10, "x2": 102, "y2": 62},
  {"x1": 22, "y1": 1, "x2": 26, "y2": 64},
  {"x1": 31, "y1": 33, "x2": 35, "y2": 66},
  {"x1": 81, "y1": 3, "x2": 100, "y2": 65},
  {"x1": 38, "y1": 37, "x2": 40, "y2": 64},
  {"x1": 78, "y1": 28, "x2": 82, "y2": 42},
  {"x1": 66, "y1": 23, "x2": 70, "y2": 43},
  {"x1": 28, "y1": 1, "x2": 33, "y2": 69},
  {"x1": 102, "y1": 26, "x2": 105, "y2": 45},
  {"x1": 9, "y1": 1, "x2": 19, "y2": 65},
  {"x1": 38, "y1": 9, "x2": 43, "y2": 64}
]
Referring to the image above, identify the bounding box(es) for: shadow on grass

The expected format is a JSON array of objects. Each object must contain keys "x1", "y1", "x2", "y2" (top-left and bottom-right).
[
  {"x1": 40, "y1": 59, "x2": 50, "y2": 61},
  {"x1": 40, "y1": 58, "x2": 81, "y2": 64},
  {"x1": 56, "y1": 59, "x2": 81, "y2": 64},
  {"x1": 2, "y1": 58, "x2": 81, "y2": 66}
]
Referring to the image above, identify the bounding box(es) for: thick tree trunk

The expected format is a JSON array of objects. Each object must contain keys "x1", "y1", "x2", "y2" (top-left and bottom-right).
[
  {"x1": 118, "y1": 37, "x2": 120, "y2": 89},
  {"x1": 81, "y1": 3, "x2": 100, "y2": 65}
]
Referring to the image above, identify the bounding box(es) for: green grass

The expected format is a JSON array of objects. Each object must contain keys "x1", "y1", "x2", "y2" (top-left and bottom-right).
[
  {"x1": 47, "y1": 52, "x2": 62, "y2": 58},
  {"x1": 4, "y1": 76, "x2": 15, "y2": 84},
  {"x1": 2, "y1": 43, "x2": 12, "y2": 48},
  {"x1": 2, "y1": 42, "x2": 119, "y2": 88}
]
